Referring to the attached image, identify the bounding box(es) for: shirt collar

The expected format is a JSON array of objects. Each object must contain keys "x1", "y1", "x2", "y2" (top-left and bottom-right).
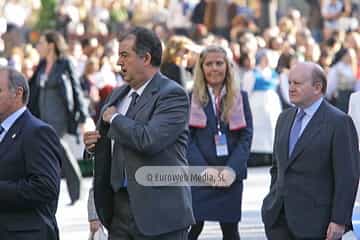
[
  {"x1": 1, "y1": 106, "x2": 27, "y2": 131},
  {"x1": 128, "y1": 78, "x2": 152, "y2": 98},
  {"x1": 300, "y1": 97, "x2": 323, "y2": 117},
  {"x1": 207, "y1": 85, "x2": 226, "y2": 98}
]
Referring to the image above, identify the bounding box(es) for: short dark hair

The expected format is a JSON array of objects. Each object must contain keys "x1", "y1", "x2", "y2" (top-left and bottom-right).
[
  {"x1": 0, "y1": 67, "x2": 29, "y2": 104},
  {"x1": 311, "y1": 64, "x2": 327, "y2": 94},
  {"x1": 121, "y1": 27, "x2": 162, "y2": 67}
]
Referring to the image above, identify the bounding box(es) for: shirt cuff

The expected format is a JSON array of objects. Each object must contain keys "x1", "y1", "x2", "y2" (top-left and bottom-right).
[
  {"x1": 110, "y1": 113, "x2": 120, "y2": 123},
  {"x1": 85, "y1": 148, "x2": 95, "y2": 155}
]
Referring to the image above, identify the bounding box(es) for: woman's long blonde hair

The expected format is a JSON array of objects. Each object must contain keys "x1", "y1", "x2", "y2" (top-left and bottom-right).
[
  {"x1": 192, "y1": 45, "x2": 237, "y2": 123},
  {"x1": 162, "y1": 35, "x2": 194, "y2": 66}
]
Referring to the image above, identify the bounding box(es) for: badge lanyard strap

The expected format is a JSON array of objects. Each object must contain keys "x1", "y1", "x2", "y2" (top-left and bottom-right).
[{"x1": 215, "y1": 95, "x2": 222, "y2": 135}]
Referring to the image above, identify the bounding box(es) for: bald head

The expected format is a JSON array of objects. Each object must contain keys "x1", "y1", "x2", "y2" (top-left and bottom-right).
[{"x1": 289, "y1": 62, "x2": 327, "y2": 94}]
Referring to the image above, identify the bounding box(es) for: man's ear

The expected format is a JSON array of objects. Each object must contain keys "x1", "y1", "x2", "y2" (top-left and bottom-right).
[
  {"x1": 15, "y1": 87, "x2": 24, "y2": 101},
  {"x1": 143, "y1": 52, "x2": 152, "y2": 66},
  {"x1": 314, "y1": 81, "x2": 323, "y2": 94}
]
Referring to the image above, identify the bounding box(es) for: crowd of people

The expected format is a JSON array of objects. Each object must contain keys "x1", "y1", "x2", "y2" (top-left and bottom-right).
[
  {"x1": 1, "y1": 0, "x2": 359, "y2": 158},
  {"x1": 0, "y1": 0, "x2": 360, "y2": 240}
]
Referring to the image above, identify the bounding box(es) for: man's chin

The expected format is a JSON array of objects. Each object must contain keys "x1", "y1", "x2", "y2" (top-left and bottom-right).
[{"x1": 122, "y1": 77, "x2": 130, "y2": 84}]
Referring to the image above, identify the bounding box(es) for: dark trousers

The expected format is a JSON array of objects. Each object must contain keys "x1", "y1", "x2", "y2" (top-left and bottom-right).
[
  {"x1": 109, "y1": 190, "x2": 188, "y2": 240},
  {"x1": 265, "y1": 208, "x2": 323, "y2": 240},
  {"x1": 60, "y1": 137, "x2": 82, "y2": 204},
  {"x1": 188, "y1": 221, "x2": 240, "y2": 240}
]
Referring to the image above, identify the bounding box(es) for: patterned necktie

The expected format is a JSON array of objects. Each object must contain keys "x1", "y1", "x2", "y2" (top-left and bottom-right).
[
  {"x1": 289, "y1": 109, "x2": 306, "y2": 156},
  {"x1": 111, "y1": 92, "x2": 139, "y2": 191}
]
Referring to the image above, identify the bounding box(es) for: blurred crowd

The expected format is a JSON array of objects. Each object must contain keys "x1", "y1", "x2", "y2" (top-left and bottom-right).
[{"x1": 0, "y1": 0, "x2": 359, "y2": 156}]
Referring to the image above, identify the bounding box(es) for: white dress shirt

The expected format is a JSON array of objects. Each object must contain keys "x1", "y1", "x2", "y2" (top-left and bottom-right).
[{"x1": 110, "y1": 79, "x2": 152, "y2": 123}]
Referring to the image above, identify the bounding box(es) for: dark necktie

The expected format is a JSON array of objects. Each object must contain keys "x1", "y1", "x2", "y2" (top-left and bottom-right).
[
  {"x1": 289, "y1": 109, "x2": 306, "y2": 156},
  {"x1": 126, "y1": 92, "x2": 139, "y2": 117},
  {"x1": 0, "y1": 126, "x2": 4, "y2": 135},
  {"x1": 111, "y1": 92, "x2": 139, "y2": 191}
]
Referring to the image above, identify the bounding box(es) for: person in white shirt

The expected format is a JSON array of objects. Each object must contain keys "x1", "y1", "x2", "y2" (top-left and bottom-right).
[{"x1": 348, "y1": 91, "x2": 360, "y2": 150}]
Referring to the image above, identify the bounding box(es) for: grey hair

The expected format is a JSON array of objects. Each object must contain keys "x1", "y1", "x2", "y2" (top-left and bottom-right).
[
  {"x1": 0, "y1": 66, "x2": 29, "y2": 104},
  {"x1": 311, "y1": 63, "x2": 327, "y2": 94}
]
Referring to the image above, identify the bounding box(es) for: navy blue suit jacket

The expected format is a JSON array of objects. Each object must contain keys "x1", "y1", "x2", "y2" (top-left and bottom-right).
[
  {"x1": 262, "y1": 100, "x2": 360, "y2": 238},
  {"x1": 0, "y1": 110, "x2": 62, "y2": 240},
  {"x1": 187, "y1": 90, "x2": 253, "y2": 222}
]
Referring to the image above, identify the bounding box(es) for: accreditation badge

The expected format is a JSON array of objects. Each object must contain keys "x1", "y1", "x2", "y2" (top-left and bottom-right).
[{"x1": 214, "y1": 132, "x2": 229, "y2": 157}]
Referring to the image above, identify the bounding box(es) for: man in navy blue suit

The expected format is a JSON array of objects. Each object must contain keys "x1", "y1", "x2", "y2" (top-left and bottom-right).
[
  {"x1": 262, "y1": 62, "x2": 359, "y2": 240},
  {"x1": 0, "y1": 67, "x2": 62, "y2": 240}
]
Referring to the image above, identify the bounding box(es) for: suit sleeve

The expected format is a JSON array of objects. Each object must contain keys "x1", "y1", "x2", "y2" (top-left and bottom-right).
[
  {"x1": 331, "y1": 115, "x2": 360, "y2": 224},
  {"x1": 186, "y1": 127, "x2": 208, "y2": 166},
  {"x1": 186, "y1": 92, "x2": 208, "y2": 166},
  {"x1": 0, "y1": 125, "x2": 62, "y2": 210},
  {"x1": 107, "y1": 87, "x2": 189, "y2": 156},
  {"x1": 226, "y1": 91, "x2": 253, "y2": 179},
  {"x1": 269, "y1": 111, "x2": 284, "y2": 190}
]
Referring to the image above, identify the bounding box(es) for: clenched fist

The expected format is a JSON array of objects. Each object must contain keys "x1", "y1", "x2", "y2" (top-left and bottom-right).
[{"x1": 83, "y1": 131, "x2": 101, "y2": 152}]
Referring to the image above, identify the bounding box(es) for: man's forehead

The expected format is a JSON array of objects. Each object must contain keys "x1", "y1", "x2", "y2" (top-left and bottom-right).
[
  {"x1": 119, "y1": 35, "x2": 135, "y2": 48},
  {"x1": 289, "y1": 63, "x2": 313, "y2": 79}
]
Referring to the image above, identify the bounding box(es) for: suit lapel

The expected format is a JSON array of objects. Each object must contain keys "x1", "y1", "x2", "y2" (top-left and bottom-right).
[
  {"x1": 0, "y1": 110, "x2": 28, "y2": 157},
  {"x1": 126, "y1": 72, "x2": 162, "y2": 118},
  {"x1": 97, "y1": 85, "x2": 130, "y2": 130},
  {"x1": 105, "y1": 85, "x2": 131, "y2": 109},
  {"x1": 281, "y1": 108, "x2": 297, "y2": 164},
  {"x1": 285, "y1": 101, "x2": 326, "y2": 170}
]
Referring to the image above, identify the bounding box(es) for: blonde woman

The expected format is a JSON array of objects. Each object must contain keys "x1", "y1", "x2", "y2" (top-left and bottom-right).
[
  {"x1": 160, "y1": 35, "x2": 194, "y2": 87},
  {"x1": 187, "y1": 46, "x2": 253, "y2": 240}
]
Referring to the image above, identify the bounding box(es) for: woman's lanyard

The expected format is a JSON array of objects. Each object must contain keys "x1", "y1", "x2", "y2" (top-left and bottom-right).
[
  {"x1": 214, "y1": 94, "x2": 228, "y2": 156},
  {"x1": 215, "y1": 95, "x2": 222, "y2": 135}
]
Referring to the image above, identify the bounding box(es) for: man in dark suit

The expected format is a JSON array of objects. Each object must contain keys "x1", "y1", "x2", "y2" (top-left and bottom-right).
[
  {"x1": 0, "y1": 67, "x2": 62, "y2": 240},
  {"x1": 261, "y1": 62, "x2": 359, "y2": 240},
  {"x1": 83, "y1": 27, "x2": 194, "y2": 239}
]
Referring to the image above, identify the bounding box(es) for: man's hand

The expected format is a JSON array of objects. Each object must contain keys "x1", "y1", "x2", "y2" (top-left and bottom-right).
[
  {"x1": 102, "y1": 106, "x2": 117, "y2": 123},
  {"x1": 326, "y1": 222, "x2": 345, "y2": 240},
  {"x1": 89, "y1": 219, "x2": 102, "y2": 234},
  {"x1": 83, "y1": 131, "x2": 101, "y2": 152}
]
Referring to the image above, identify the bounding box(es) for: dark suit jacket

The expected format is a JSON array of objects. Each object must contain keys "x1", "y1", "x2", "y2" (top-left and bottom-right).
[
  {"x1": 0, "y1": 110, "x2": 62, "y2": 240},
  {"x1": 187, "y1": 90, "x2": 253, "y2": 222},
  {"x1": 261, "y1": 100, "x2": 359, "y2": 238},
  {"x1": 91, "y1": 72, "x2": 195, "y2": 236}
]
